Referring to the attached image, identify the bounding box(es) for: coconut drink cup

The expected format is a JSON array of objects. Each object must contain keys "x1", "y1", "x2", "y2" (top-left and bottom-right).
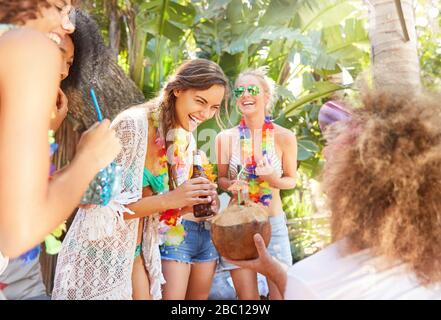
[{"x1": 211, "y1": 201, "x2": 271, "y2": 260}]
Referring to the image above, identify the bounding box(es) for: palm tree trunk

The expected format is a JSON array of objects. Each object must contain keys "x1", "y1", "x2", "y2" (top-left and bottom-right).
[
  {"x1": 368, "y1": 0, "x2": 421, "y2": 91},
  {"x1": 107, "y1": 0, "x2": 121, "y2": 61}
]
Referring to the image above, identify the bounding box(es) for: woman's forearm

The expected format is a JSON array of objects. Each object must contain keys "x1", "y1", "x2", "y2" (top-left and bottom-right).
[
  {"x1": 124, "y1": 193, "x2": 172, "y2": 219},
  {"x1": 265, "y1": 175, "x2": 297, "y2": 190},
  {"x1": 0, "y1": 152, "x2": 99, "y2": 258}
]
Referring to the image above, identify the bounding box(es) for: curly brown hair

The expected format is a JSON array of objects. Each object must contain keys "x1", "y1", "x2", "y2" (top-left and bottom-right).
[
  {"x1": 0, "y1": 0, "x2": 52, "y2": 24},
  {"x1": 0, "y1": 1, "x2": 79, "y2": 25},
  {"x1": 323, "y1": 90, "x2": 441, "y2": 285}
]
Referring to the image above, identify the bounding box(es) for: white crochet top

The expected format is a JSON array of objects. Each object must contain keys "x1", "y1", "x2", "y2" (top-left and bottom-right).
[{"x1": 52, "y1": 107, "x2": 194, "y2": 300}]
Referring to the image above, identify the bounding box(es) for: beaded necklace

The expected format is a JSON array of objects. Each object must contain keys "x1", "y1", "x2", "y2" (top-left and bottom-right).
[{"x1": 238, "y1": 116, "x2": 274, "y2": 206}]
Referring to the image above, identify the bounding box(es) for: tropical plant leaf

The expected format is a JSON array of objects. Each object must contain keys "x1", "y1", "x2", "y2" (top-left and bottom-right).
[
  {"x1": 285, "y1": 82, "x2": 348, "y2": 117},
  {"x1": 277, "y1": 85, "x2": 296, "y2": 101},
  {"x1": 299, "y1": 0, "x2": 358, "y2": 32},
  {"x1": 297, "y1": 139, "x2": 319, "y2": 161},
  {"x1": 167, "y1": 1, "x2": 196, "y2": 26},
  {"x1": 226, "y1": 27, "x2": 306, "y2": 54},
  {"x1": 163, "y1": 20, "x2": 185, "y2": 42},
  {"x1": 258, "y1": 0, "x2": 302, "y2": 26},
  {"x1": 323, "y1": 18, "x2": 369, "y2": 63}
]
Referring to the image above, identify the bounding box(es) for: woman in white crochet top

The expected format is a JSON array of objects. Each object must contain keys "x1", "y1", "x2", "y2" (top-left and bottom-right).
[{"x1": 52, "y1": 56, "x2": 229, "y2": 300}]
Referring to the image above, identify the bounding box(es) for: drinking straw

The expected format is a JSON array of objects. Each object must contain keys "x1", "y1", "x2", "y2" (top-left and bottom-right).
[
  {"x1": 237, "y1": 165, "x2": 245, "y2": 179},
  {"x1": 237, "y1": 165, "x2": 246, "y2": 206},
  {"x1": 90, "y1": 88, "x2": 103, "y2": 122}
]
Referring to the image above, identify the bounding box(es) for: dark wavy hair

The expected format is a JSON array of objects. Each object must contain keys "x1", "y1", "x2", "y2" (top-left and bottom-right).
[
  {"x1": 61, "y1": 9, "x2": 145, "y2": 131},
  {"x1": 323, "y1": 89, "x2": 441, "y2": 285}
]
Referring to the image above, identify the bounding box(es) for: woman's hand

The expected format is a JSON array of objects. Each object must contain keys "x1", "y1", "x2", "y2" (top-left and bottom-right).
[
  {"x1": 49, "y1": 88, "x2": 69, "y2": 132},
  {"x1": 227, "y1": 179, "x2": 248, "y2": 204},
  {"x1": 226, "y1": 234, "x2": 289, "y2": 299},
  {"x1": 166, "y1": 177, "x2": 217, "y2": 209},
  {"x1": 255, "y1": 156, "x2": 278, "y2": 184},
  {"x1": 76, "y1": 119, "x2": 122, "y2": 171},
  {"x1": 255, "y1": 156, "x2": 275, "y2": 177}
]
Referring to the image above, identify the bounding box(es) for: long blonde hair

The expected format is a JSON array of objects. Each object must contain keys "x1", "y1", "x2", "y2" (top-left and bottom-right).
[{"x1": 236, "y1": 66, "x2": 277, "y2": 115}]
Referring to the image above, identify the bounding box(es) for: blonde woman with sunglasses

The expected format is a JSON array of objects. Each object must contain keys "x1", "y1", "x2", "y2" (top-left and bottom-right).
[{"x1": 215, "y1": 67, "x2": 297, "y2": 300}]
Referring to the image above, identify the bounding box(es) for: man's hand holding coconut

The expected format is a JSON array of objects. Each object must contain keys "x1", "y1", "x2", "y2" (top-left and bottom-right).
[{"x1": 225, "y1": 233, "x2": 289, "y2": 299}]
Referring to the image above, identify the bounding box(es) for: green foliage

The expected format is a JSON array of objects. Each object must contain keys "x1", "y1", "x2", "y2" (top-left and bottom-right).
[
  {"x1": 282, "y1": 175, "x2": 330, "y2": 262},
  {"x1": 417, "y1": 7, "x2": 441, "y2": 90}
]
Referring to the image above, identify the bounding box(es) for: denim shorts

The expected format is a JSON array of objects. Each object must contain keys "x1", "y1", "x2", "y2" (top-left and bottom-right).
[
  {"x1": 218, "y1": 213, "x2": 292, "y2": 271},
  {"x1": 160, "y1": 219, "x2": 219, "y2": 264}
]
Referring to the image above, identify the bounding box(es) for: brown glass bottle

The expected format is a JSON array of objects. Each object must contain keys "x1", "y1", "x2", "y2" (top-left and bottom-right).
[{"x1": 192, "y1": 151, "x2": 214, "y2": 218}]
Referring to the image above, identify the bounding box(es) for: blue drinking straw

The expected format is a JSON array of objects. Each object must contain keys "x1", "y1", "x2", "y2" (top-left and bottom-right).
[{"x1": 90, "y1": 88, "x2": 103, "y2": 122}]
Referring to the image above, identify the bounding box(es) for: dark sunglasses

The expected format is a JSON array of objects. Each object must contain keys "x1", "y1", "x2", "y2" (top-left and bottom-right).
[{"x1": 233, "y1": 85, "x2": 260, "y2": 98}]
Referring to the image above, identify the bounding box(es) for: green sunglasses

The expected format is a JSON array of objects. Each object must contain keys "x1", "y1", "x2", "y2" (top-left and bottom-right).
[{"x1": 233, "y1": 85, "x2": 260, "y2": 98}]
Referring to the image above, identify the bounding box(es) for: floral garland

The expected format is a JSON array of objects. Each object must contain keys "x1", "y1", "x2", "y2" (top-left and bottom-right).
[
  {"x1": 157, "y1": 127, "x2": 188, "y2": 247},
  {"x1": 150, "y1": 112, "x2": 216, "y2": 246},
  {"x1": 238, "y1": 116, "x2": 273, "y2": 206}
]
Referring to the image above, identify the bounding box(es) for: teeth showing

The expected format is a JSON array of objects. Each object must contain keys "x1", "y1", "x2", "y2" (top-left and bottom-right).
[
  {"x1": 47, "y1": 33, "x2": 61, "y2": 45},
  {"x1": 243, "y1": 101, "x2": 255, "y2": 106},
  {"x1": 189, "y1": 115, "x2": 201, "y2": 124}
]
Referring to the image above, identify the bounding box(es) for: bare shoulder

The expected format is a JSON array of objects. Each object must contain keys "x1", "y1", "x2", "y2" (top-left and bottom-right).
[
  {"x1": 0, "y1": 28, "x2": 60, "y2": 76},
  {"x1": 274, "y1": 123, "x2": 296, "y2": 143},
  {"x1": 0, "y1": 28, "x2": 59, "y2": 58}
]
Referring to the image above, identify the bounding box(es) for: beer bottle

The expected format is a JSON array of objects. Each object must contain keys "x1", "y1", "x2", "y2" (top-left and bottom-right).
[{"x1": 192, "y1": 151, "x2": 214, "y2": 218}]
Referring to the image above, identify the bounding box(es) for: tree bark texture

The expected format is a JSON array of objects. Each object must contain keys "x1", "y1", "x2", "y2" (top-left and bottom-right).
[{"x1": 368, "y1": 0, "x2": 421, "y2": 92}]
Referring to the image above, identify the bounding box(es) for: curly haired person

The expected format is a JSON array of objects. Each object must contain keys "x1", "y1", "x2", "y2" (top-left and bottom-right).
[{"x1": 231, "y1": 89, "x2": 441, "y2": 299}]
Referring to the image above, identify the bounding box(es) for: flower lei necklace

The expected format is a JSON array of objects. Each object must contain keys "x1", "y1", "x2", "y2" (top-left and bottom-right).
[
  {"x1": 150, "y1": 111, "x2": 184, "y2": 246},
  {"x1": 150, "y1": 111, "x2": 216, "y2": 246},
  {"x1": 238, "y1": 116, "x2": 273, "y2": 206}
]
